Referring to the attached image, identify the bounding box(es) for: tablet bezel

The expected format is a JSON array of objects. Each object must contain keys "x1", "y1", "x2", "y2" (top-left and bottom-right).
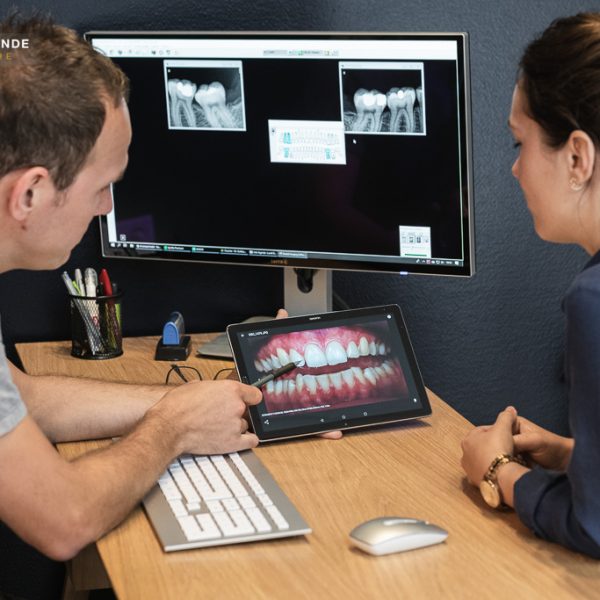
[{"x1": 227, "y1": 304, "x2": 431, "y2": 441}]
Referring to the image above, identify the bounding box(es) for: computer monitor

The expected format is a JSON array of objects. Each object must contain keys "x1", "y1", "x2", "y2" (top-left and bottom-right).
[{"x1": 87, "y1": 32, "x2": 474, "y2": 315}]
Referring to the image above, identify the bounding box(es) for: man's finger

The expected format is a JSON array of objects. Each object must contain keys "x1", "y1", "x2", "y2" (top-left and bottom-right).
[
  {"x1": 513, "y1": 432, "x2": 541, "y2": 454},
  {"x1": 240, "y1": 384, "x2": 263, "y2": 405},
  {"x1": 276, "y1": 308, "x2": 288, "y2": 319},
  {"x1": 238, "y1": 432, "x2": 259, "y2": 450},
  {"x1": 494, "y1": 406, "x2": 517, "y2": 429},
  {"x1": 319, "y1": 430, "x2": 343, "y2": 440}
]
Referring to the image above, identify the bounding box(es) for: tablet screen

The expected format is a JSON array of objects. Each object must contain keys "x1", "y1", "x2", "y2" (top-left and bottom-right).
[{"x1": 227, "y1": 305, "x2": 430, "y2": 441}]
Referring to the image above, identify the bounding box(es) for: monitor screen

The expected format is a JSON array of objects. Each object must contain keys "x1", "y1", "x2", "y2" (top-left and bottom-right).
[{"x1": 88, "y1": 32, "x2": 473, "y2": 281}]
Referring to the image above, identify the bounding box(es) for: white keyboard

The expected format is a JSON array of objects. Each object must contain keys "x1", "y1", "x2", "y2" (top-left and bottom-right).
[{"x1": 143, "y1": 450, "x2": 310, "y2": 551}]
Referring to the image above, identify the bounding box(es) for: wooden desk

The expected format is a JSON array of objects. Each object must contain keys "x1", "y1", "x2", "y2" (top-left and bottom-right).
[{"x1": 17, "y1": 335, "x2": 599, "y2": 600}]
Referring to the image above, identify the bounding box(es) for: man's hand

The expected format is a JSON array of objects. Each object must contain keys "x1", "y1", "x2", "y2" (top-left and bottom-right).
[
  {"x1": 513, "y1": 416, "x2": 573, "y2": 471},
  {"x1": 148, "y1": 380, "x2": 262, "y2": 455},
  {"x1": 460, "y1": 406, "x2": 518, "y2": 485}
]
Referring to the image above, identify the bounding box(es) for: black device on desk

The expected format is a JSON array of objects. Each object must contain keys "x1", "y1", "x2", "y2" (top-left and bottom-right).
[
  {"x1": 155, "y1": 312, "x2": 191, "y2": 361},
  {"x1": 227, "y1": 304, "x2": 431, "y2": 441}
]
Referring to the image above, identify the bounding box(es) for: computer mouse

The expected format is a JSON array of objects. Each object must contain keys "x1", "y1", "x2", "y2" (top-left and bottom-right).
[{"x1": 349, "y1": 517, "x2": 448, "y2": 555}]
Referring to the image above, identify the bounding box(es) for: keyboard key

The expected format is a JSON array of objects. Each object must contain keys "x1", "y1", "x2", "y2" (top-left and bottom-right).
[
  {"x1": 265, "y1": 505, "x2": 290, "y2": 530},
  {"x1": 177, "y1": 515, "x2": 203, "y2": 541},
  {"x1": 238, "y1": 496, "x2": 256, "y2": 510},
  {"x1": 168, "y1": 499, "x2": 188, "y2": 518},
  {"x1": 245, "y1": 507, "x2": 272, "y2": 533},
  {"x1": 206, "y1": 500, "x2": 224, "y2": 513},
  {"x1": 195, "y1": 514, "x2": 222, "y2": 539},
  {"x1": 256, "y1": 493, "x2": 274, "y2": 507}
]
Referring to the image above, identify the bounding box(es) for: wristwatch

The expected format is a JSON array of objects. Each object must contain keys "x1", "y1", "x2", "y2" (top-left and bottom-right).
[{"x1": 479, "y1": 453, "x2": 527, "y2": 509}]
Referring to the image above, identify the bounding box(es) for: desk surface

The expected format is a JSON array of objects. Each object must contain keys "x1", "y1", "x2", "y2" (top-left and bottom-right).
[{"x1": 17, "y1": 335, "x2": 599, "y2": 600}]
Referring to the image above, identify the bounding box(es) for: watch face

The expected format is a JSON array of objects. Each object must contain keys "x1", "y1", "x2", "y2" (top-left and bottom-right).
[{"x1": 480, "y1": 479, "x2": 501, "y2": 508}]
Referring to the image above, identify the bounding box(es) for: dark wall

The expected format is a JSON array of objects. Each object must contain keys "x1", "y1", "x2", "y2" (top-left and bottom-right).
[{"x1": 0, "y1": 0, "x2": 593, "y2": 435}]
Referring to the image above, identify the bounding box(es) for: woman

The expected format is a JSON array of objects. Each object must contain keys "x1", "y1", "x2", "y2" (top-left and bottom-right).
[{"x1": 461, "y1": 12, "x2": 600, "y2": 558}]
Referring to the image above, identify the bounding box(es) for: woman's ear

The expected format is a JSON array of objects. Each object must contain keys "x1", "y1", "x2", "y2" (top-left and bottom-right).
[
  {"x1": 566, "y1": 130, "x2": 596, "y2": 189},
  {"x1": 6, "y1": 167, "x2": 53, "y2": 222}
]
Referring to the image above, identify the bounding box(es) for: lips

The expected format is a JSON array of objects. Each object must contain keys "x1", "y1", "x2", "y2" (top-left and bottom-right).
[{"x1": 252, "y1": 326, "x2": 408, "y2": 412}]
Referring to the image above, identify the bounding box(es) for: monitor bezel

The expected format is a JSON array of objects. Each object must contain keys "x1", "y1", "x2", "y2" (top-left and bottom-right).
[{"x1": 87, "y1": 31, "x2": 475, "y2": 278}]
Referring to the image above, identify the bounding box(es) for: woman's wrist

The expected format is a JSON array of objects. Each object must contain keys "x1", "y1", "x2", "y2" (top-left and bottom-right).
[{"x1": 496, "y1": 461, "x2": 530, "y2": 508}]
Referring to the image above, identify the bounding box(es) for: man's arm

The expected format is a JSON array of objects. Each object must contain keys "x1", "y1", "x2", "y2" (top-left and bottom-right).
[
  {"x1": 9, "y1": 361, "x2": 167, "y2": 442},
  {"x1": 0, "y1": 379, "x2": 261, "y2": 561}
]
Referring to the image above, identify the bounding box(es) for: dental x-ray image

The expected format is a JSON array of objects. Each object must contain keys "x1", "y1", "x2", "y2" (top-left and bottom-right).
[
  {"x1": 165, "y1": 62, "x2": 246, "y2": 130},
  {"x1": 341, "y1": 66, "x2": 425, "y2": 135},
  {"x1": 249, "y1": 323, "x2": 408, "y2": 414}
]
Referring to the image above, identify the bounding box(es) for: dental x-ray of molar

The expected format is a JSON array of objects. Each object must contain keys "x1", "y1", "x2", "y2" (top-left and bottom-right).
[
  {"x1": 345, "y1": 86, "x2": 424, "y2": 134},
  {"x1": 250, "y1": 324, "x2": 408, "y2": 413},
  {"x1": 166, "y1": 68, "x2": 245, "y2": 130}
]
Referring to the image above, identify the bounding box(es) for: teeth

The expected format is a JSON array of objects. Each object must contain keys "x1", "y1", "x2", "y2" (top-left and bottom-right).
[
  {"x1": 266, "y1": 380, "x2": 275, "y2": 394},
  {"x1": 329, "y1": 372, "x2": 343, "y2": 390},
  {"x1": 387, "y1": 87, "x2": 416, "y2": 132},
  {"x1": 254, "y1": 359, "x2": 263, "y2": 372},
  {"x1": 270, "y1": 354, "x2": 282, "y2": 369},
  {"x1": 363, "y1": 368, "x2": 377, "y2": 386},
  {"x1": 168, "y1": 78, "x2": 198, "y2": 127},
  {"x1": 352, "y1": 366, "x2": 366, "y2": 384},
  {"x1": 296, "y1": 373, "x2": 304, "y2": 392},
  {"x1": 414, "y1": 86, "x2": 423, "y2": 132},
  {"x1": 383, "y1": 362, "x2": 394, "y2": 375},
  {"x1": 359, "y1": 337, "x2": 370, "y2": 356},
  {"x1": 275, "y1": 380, "x2": 283, "y2": 395},
  {"x1": 288, "y1": 379, "x2": 296, "y2": 394},
  {"x1": 369, "y1": 341, "x2": 377, "y2": 356},
  {"x1": 353, "y1": 89, "x2": 386, "y2": 132},
  {"x1": 289, "y1": 348, "x2": 305, "y2": 367},
  {"x1": 276, "y1": 348, "x2": 290, "y2": 366},
  {"x1": 342, "y1": 368, "x2": 355, "y2": 388},
  {"x1": 304, "y1": 375, "x2": 318, "y2": 394},
  {"x1": 325, "y1": 341, "x2": 347, "y2": 365},
  {"x1": 347, "y1": 341, "x2": 359, "y2": 359},
  {"x1": 378, "y1": 343, "x2": 386, "y2": 355},
  {"x1": 305, "y1": 343, "x2": 327, "y2": 368},
  {"x1": 316, "y1": 374, "x2": 330, "y2": 392},
  {"x1": 261, "y1": 358, "x2": 271, "y2": 372},
  {"x1": 374, "y1": 366, "x2": 385, "y2": 379},
  {"x1": 194, "y1": 81, "x2": 235, "y2": 128}
]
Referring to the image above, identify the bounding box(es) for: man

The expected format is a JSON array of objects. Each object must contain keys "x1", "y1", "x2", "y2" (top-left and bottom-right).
[{"x1": 0, "y1": 14, "x2": 264, "y2": 561}]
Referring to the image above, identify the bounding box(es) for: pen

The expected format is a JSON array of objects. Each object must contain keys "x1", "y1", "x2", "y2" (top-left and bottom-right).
[
  {"x1": 99, "y1": 268, "x2": 113, "y2": 295},
  {"x1": 251, "y1": 362, "x2": 298, "y2": 388},
  {"x1": 74, "y1": 268, "x2": 84, "y2": 297},
  {"x1": 84, "y1": 268, "x2": 98, "y2": 298}
]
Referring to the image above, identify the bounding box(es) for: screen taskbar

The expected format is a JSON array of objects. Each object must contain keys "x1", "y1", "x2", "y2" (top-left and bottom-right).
[{"x1": 106, "y1": 240, "x2": 464, "y2": 269}]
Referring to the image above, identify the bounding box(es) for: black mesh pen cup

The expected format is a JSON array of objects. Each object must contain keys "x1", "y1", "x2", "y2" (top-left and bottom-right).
[{"x1": 69, "y1": 292, "x2": 123, "y2": 359}]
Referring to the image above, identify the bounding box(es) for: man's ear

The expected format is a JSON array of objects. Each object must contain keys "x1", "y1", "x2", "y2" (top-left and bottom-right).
[
  {"x1": 6, "y1": 167, "x2": 54, "y2": 222},
  {"x1": 566, "y1": 130, "x2": 596, "y2": 187}
]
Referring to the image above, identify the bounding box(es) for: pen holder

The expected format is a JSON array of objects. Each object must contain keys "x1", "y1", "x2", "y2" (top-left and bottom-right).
[{"x1": 69, "y1": 292, "x2": 123, "y2": 359}]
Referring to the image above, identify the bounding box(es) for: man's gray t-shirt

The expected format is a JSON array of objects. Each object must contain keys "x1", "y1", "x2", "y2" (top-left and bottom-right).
[{"x1": 0, "y1": 319, "x2": 27, "y2": 436}]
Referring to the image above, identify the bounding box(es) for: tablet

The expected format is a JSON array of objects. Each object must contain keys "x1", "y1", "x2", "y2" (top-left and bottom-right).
[{"x1": 227, "y1": 304, "x2": 431, "y2": 441}]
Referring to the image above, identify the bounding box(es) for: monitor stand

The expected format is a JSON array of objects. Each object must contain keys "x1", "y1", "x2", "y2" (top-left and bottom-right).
[{"x1": 196, "y1": 268, "x2": 332, "y2": 358}]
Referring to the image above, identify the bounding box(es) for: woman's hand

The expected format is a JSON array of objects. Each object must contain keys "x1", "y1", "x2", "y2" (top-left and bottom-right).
[
  {"x1": 460, "y1": 406, "x2": 519, "y2": 485},
  {"x1": 513, "y1": 416, "x2": 573, "y2": 471}
]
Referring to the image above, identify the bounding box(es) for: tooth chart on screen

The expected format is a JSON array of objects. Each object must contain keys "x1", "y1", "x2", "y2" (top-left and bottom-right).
[
  {"x1": 166, "y1": 69, "x2": 245, "y2": 130},
  {"x1": 251, "y1": 324, "x2": 408, "y2": 413}
]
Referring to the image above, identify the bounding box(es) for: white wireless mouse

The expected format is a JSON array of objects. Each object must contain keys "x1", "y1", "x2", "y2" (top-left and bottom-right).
[{"x1": 349, "y1": 517, "x2": 448, "y2": 555}]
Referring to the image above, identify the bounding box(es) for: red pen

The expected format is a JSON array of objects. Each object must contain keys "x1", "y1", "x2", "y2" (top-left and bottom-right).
[{"x1": 99, "y1": 268, "x2": 113, "y2": 296}]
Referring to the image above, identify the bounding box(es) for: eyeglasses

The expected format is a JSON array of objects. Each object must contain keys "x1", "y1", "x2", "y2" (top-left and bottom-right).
[{"x1": 165, "y1": 364, "x2": 236, "y2": 384}]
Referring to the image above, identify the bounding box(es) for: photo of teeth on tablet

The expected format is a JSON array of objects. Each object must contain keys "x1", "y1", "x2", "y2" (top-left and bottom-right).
[{"x1": 250, "y1": 323, "x2": 408, "y2": 413}]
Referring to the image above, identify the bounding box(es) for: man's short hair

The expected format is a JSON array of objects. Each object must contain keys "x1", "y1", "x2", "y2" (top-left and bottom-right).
[{"x1": 0, "y1": 13, "x2": 129, "y2": 190}]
